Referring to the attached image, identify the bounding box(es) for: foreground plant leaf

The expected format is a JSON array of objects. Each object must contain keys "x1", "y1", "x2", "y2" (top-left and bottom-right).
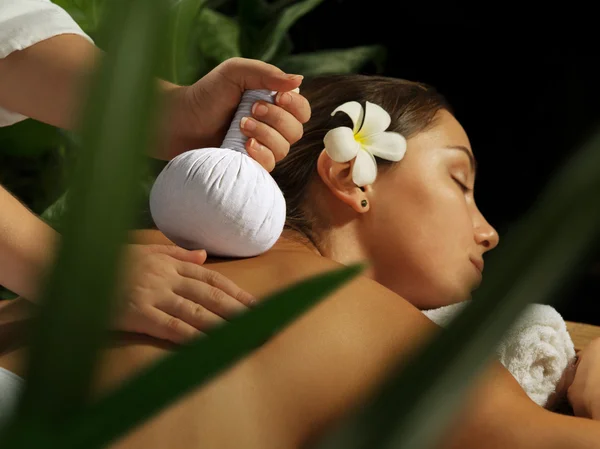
[{"x1": 0, "y1": 0, "x2": 169, "y2": 447}]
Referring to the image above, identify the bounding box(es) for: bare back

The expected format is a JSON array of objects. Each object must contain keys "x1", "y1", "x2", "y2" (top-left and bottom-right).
[{"x1": 0, "y1": 238, "x2": 537, "y2": 449}]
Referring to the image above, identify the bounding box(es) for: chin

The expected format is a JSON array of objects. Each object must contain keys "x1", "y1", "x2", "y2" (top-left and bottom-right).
[
  {"x1": 377, "y1": 269, "x2": 472, "y2": 310},
  {"x1": 408, "y1": 282, "x2": 472, "y2": 310}
]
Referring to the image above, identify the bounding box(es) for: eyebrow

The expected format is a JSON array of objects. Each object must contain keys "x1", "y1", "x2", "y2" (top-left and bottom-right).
[{"x1": 446, "y1": 145, "x2": 477, "y2": 177}]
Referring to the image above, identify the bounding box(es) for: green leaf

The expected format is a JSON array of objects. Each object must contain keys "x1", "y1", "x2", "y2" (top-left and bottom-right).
[
  {"x1": 50, "y1": 0, "x2": 80, "y2": 14},
  {"x1": 50, "y1": 0, "x2": 97, "y2": 35},
  {"x1": 0, "y1": 288, "x2": 18, "y2": 300},
  {"x1": 57, "y1": 264, "x2": 363, "y2": 449},
  {"x1": 40, "y1": 191, "x2": 70, "y2": 232},
  {"x1": 74, "y1": 0, "x2": 107, "y2": 32},
  {"x1": 277, "y1": 45, "x2": 387, "y2": 76},
  {"x1": 316, "y1": 129, "x2": 600, "y2": 449},
  {"x1": 258, "y1": 0, "x2": 324, "y2": 62},
  {"x1": 0, "y1": 0, "x2": 169, "y2": 447},
  {"x1": 195, "y1": 8, "x2": 241, "y2": 65},
  {"x1": 166, "y1": 0, "x2": 207, "y2": 84},
  {"x1": 270, "y1": 34, "x2": 294, "y2": 62},
  {"x1": 269, "y1": 0, "x2": 299, "y2": 14}
]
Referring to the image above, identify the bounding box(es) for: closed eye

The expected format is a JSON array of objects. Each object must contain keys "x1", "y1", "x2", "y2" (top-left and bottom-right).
[{"x1": 453, "y1": 177, "x2": 471, "y2": 193}]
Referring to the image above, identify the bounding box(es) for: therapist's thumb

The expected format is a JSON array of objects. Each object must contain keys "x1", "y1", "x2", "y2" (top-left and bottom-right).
[{"x1": 218, "y1": 57, "x2": 303, "y2": 93}]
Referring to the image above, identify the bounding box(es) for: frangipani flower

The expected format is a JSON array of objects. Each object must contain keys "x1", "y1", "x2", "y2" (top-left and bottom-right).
[{"x1": 323, "y1": 101, "x2": 407, "y2": 186}]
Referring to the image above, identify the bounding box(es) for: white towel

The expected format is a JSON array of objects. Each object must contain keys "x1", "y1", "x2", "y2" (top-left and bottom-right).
[{"x1": 423, "y1": 302, "x2": 576, "y2": 407}]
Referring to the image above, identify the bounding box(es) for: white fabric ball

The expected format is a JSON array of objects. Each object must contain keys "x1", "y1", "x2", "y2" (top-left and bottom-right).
[{"x1": 150, "y1": 147, "x2": 286, "y2": 257}]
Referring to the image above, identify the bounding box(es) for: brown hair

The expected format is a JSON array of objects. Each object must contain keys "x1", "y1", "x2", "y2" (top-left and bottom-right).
[{"x1": 271, "y1": 74, "x2": 452, "y2": 243}]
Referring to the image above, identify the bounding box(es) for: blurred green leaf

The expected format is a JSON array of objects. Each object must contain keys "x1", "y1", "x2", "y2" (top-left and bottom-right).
[
  {"x1": 0, "y1": 288, "x2": 18, "y2": 300},
  {"x1": 56, "y1": 264, "x2": 363, "y2": 449},
  {"x1": 50, "y1": 0, "x2": 102, "y2": 36},
  {"x1": 0, "y1": 1, "x2": 169, "y2": 448},
  {"x1": 77, "y1": 0, "x2": 107, "y2": 32},
  {"x1": 258, "y1": 0, "x2": 323, "y2": 61},
  {"x1": 270, "y1": 34, "x2": 294, "y2": 62},
  {"x1": 91, "y1": 0, "x2": 106, "y2": 30},
  {"x1": 277, "y1": 45, "x2": 387, "y2": 76},
  {"x1": 50, "y1": 0, "x2": 83, "y2": 18},
  {"x1": 195, "y1": 8, "x2": 241, "y2": 66},
  {"x1": 40, "y1": 191, "x2": 70, "y2": 232},
  {"x1": 317, "y1": 128, "x2": 600, "y2": 449},
  {"x1": 269, "y1": 0, "x2": 298, "y2": 14},
  {"x1": 166, "y1": 0, "x2": 207, "y2": 84}
]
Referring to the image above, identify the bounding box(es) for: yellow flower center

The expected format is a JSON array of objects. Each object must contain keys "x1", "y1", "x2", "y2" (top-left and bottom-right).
[{"x1": 354, "y1": 133, "x2": 367, "y2": 147}]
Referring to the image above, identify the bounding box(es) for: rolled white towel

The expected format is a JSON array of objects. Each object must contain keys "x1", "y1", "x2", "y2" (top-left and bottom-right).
[{"x1": 423, "y1": 302, "x2": 576, "y2": 407}]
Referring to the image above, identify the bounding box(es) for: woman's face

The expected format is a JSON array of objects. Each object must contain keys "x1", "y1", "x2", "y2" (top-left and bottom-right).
[{"x1": 360, "y1": 110, "x2": 498, "y2": 309}]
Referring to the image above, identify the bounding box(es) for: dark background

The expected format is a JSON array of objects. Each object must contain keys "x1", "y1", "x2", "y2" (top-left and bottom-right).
[{"x1": 290, "y1": 3, "x2": 600, "y2": 324}]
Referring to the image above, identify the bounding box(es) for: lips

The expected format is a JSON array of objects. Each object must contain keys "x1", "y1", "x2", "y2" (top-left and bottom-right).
[{"x1": 470, "y1": 258, "x2": 484, "y2": 273}]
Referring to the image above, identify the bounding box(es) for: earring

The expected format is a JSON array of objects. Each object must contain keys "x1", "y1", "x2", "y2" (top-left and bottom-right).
[{"x1": 361, "y1": 199, "x2": 368, "y2": 208}]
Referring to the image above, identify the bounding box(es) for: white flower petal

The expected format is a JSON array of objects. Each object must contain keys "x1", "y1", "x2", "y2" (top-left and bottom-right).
[
  {"x1": 331, "y1": 101, "x2": 364, "y2": 134},
  {"x1": 352, "y1": 148, "x2": 378, "y2": 186},
  {"x1": 356, "y1": 101, "x2": 391, "y2": 139},
  {"x1": 362, "y1": 131, "x2": 407, "y2": 162},
  {"x1": 324, "y1": 126, "x2": 360, "y2": 162}
]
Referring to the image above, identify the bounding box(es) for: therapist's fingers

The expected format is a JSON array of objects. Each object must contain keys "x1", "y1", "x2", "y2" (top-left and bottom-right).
[
  {"x1": 173, "y1": 277, "x2": 248, "y2": 318},
  {"x1": 245, "y1": 138, "x2": 276, "y2": 172},
  {"x1": 176, "y1": 261, "x2": 256, "y2": 307},
  {"x1": 274, "y1": 89, "x2": 311, "y2": 124},
  {"x1": 135, "y1": 304, "x2": 203, "y2": 344},
  {"x1": 157, "y1": 292, "x2": 226, "y2": 332}
]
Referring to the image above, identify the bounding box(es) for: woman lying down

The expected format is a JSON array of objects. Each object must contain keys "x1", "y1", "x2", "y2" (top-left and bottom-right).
[{"x1": 2, "y1": 74, "x2": 600, "y2": 449}]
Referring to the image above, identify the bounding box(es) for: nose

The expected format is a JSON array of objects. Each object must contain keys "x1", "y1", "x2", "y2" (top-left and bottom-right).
[{"x1": 474, "y1": 211, "x2": 499, "y2": 252}]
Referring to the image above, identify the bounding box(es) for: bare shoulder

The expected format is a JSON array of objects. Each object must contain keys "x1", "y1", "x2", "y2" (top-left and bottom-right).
[{"x1": 204, "y1": 247, "x2": 353, "y2": 300}]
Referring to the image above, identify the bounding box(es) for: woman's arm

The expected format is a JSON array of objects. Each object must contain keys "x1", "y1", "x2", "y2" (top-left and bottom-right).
[{"x1": 230, "y1": 257, "x2": 600, "y2": 449}]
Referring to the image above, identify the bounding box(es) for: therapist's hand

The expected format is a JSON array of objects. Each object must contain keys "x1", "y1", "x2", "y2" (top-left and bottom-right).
[
  {"x1": 114, "y1": 244, "x2": 255, "y2": 343},
  {"x1": 161, "y1": 57, "x2": 311, "y2": 171}
]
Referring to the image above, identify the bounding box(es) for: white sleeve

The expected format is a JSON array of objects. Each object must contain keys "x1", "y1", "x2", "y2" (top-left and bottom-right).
[{"x1": 0, "y1": 0, "x2": 94, "y2": 127}]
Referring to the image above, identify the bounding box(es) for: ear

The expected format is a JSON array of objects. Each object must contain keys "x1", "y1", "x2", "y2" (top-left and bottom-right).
[{"x1": 316, "y1": 150, "x2": 370, "y2": 213}]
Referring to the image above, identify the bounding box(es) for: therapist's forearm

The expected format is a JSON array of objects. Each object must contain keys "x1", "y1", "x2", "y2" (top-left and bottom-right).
[
  {"x1": 0, "y1": 34, "x2": 100, "y2": 130},
  {"x1": 0, "y1": 33, "x2": 180, "y2": 141},
  {"x1": 0, "y1": 184, "x2": 58, "y2": 301}
]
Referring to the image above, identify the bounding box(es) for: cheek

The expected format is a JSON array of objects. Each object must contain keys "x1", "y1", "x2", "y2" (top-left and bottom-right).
[
  {"x1": 372, "y1": 174, "x2": 470, "y2": 245},
  {"x1": 363, "y1": 176, "x2": 475, "y2": 305}
]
